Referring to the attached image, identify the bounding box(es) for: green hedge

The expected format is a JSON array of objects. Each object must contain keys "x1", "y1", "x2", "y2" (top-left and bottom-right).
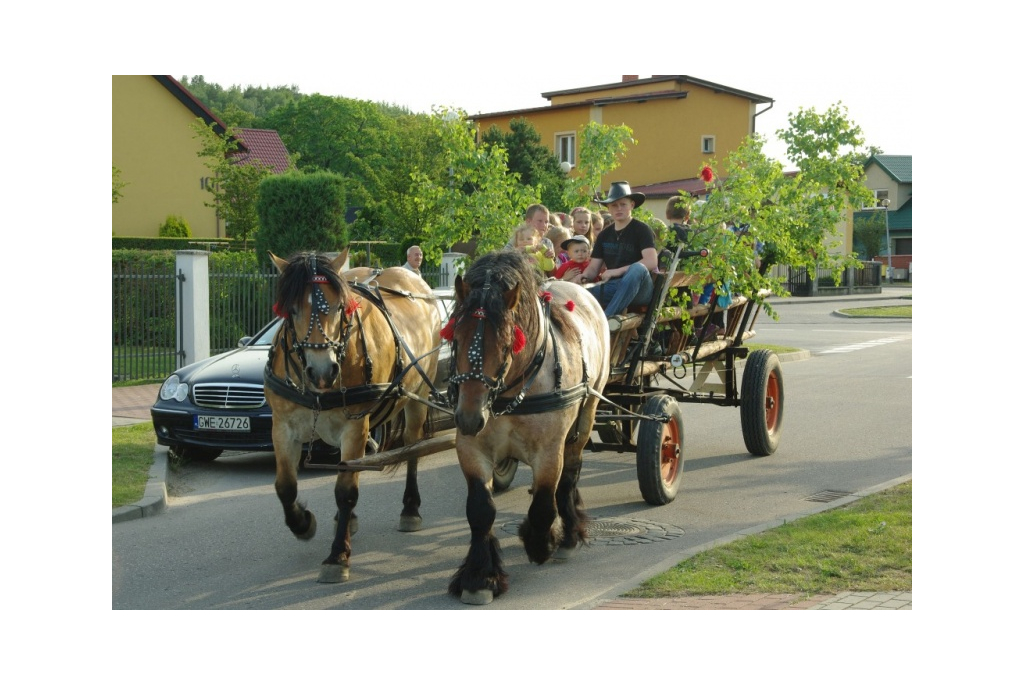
[
  {"x1": 255, "y1": 171, "x2": 348, "y2": 264},
  {"x1": 112, "y1": 236, "x2": 239, "y2": 251}
]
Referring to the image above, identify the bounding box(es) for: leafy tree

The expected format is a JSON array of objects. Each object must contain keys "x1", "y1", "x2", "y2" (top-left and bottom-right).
[
  {"x1": 853, "y1": 209, "x2": 886, "y2": 260},
  {"x1": 675, "y1": 103, "x2": 874, "y2": 316},
  {"x1": 409, "y1": 108, "x2": 538, "y2": 262},
  {"x1": 481, "y1": 118, "x2": 566, "y2": 210},
  {"x1": 180, "y1": 76, "x2": 303, "y2": 127},
  {"x1": 561, "y1": 121, "x2": 636, "y2": 210},
  {"x1": 191, "y1": 119, "x2": 275, "y2": 249},
  {"x1": 112, "y1": 165, "x2": 127, "y2": 203}
]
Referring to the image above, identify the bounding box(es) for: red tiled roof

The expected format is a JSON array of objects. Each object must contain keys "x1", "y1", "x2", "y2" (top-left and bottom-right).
[
  {"x1": 634, "y1": 177, "x2": 709, "y2": 198},
  {"x1": 231, "y1": 128, "x2": 291, "y2": 173}
]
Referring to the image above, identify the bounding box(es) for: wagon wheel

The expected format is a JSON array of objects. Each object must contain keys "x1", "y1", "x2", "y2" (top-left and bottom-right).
[
  {"x1": 492, "y1": 457, "x2": 519, "y2": 493},
  {"x1": 740, "y1": 349, "x2": 784, "y2": 456},
  {"x1": 635, "y1": 395, "x2": 684, "y2": 505}
]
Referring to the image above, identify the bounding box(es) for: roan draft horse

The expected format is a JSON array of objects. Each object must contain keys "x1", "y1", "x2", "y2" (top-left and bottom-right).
[
  {"x1": 444, "y1": 250, "x2": 610, "y2": 604},
  {"x1": 264, "y1": 250, "x2": 440, "y2": 583}
]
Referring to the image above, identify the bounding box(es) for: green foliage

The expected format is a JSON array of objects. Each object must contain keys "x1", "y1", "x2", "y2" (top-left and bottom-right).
[
  {"x1": 853, "y1": 209, "x2": 886, "y2": 260},
  {"x1": 255, "y1": 171, "x2": 349, "y2": 262},
  {"x1": 158, "y1": 214, "x2": 192, "y2": 238},
  {"x1": 409, "y1": 108, "x2": 539, "y2": 261},
  {"x1": 481, "y1": 118, "x2": 567, "y2": 210},
  {"x1": 562, "y1": 121, "x2": 636, "y2": 210},
  {"x1": 113, "y1": 165, "x2": 128, "y2": 204},
  {"x1": 191, "y1": 119, "x2": 275, "y2": 249},
  {"x1": 670, "y1": 103, "x2": 874, "y2": 316},
  {"x1": 179, "y1": 75, "x2": 304, "y2": 127},
  {"x1": 112, "y1": 236, "x2": 233, "y2": 250}
]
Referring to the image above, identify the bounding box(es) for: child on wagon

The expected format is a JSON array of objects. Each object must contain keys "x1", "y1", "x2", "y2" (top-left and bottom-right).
[
  {"x1": 555, "y1": 235, "x2": 595, "y2": 281},
  {"x1": 513, "y1": 223, "x2": 556, "y2": 275}
]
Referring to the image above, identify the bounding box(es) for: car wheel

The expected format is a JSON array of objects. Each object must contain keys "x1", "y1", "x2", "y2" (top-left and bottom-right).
[{"x1": 170, "y1": 445, "x2": 223, "y2": 463}]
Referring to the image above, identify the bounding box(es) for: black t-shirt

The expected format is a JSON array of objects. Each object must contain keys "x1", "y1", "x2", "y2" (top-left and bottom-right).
[{"x1": 592, "y1": 218, "x2": 657, "y2": 270}]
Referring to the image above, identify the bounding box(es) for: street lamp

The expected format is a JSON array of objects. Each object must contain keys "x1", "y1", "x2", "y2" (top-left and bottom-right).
[
  {"x1": 559, "y1": 161, "x2": 572, "y2": 174},
  {"x1": 880, "y1": 198, "x2": 892, "y2": 283}
]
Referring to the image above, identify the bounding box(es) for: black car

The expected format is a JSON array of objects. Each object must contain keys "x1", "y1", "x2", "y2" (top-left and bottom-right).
[{"x1": 151, "y1": 290, "x2": 454, "y2": 462}]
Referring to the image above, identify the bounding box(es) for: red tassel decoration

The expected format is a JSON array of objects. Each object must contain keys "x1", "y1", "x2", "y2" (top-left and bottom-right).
[
  {"x1": 512, "y1": 325, "x2": 526, "y2": 354},
  {"x1": 541, "y1": 291, "x2": 553, "y2": 303},
  {"x1": 345, "y1": 299, "x2": 360, "y2": 316},
  {"x1": 565, "y1": 300, "x2": 575, "y2": 311},
  {"x1": 273, "y1": 302, "x2": 286, "y2": 319},
  {"x1": 440, "y1": 317, "x2": 456, "y2": 341}
]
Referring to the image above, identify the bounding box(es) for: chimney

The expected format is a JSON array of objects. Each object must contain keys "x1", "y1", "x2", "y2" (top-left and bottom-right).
[{"x1": 622, "y1": 75, "x2": 639, "y2": 82}]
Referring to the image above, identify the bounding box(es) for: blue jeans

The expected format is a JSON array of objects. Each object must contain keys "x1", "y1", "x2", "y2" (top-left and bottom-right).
[{"x1": 592, "y1": 262, "x2": 654, "y2": 317}]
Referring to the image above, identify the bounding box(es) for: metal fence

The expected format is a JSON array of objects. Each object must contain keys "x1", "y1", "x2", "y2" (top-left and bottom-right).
[
  {"x1": 767, "y1": 261, "x2": 882, "y2": 296},
  {"x1": 112, "y1": 259, "x2": 178, "y2": 383},
  {"x1": 112, "y1": 258, "x2": 448, "y2": 384},
  {"x1": 209, "y1": 265, "x2": 279, "y2": 355}
]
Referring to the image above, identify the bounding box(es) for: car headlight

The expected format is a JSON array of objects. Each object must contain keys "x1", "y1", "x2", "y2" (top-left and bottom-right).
[{"x1": 159, "y1": 375, "x2": 189, "y2": 402}]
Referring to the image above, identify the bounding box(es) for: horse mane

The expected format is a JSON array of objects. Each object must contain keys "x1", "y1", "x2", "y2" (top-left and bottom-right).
[
  {"x1": 275, "y1": 252, "x2": 348, "y2": 312},
  {"x1": 458, "y1": 250, "x2": 543, "y2": 350}
]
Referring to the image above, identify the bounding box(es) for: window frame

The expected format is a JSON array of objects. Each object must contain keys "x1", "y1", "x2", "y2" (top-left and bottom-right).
[
  {"x1": 701, "y1": 135, "x2": 715, "y2": 154},
  {"x1": 555, "y1": 132, "x2": 576, "y2": 167}
]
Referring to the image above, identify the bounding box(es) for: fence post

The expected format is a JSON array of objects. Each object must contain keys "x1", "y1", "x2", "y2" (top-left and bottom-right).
[
  {"x1": 175, "y1": 250, "x2": 210, "y2": 366},
  {"x1": 440, "y1": 252, "x2": 467, "y2": 287}
]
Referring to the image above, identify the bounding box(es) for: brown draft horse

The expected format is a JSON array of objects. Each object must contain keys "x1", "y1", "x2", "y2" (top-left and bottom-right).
[
  {"x1": 444, "y1": 250, "x2": 610, "y2": 604},
  {"x1": 265, "y1": 250, "x2": 440, "y2": 583}
]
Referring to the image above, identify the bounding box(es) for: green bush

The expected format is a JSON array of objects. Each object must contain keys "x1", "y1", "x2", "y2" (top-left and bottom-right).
[
  {"x1": 112, "y1": 236, "x2": 238, "y2": 250},
  {"x1": 255, "y1": 171, "x2": 349, "y2": 265},
  {"x1": 159, "y1": 215, "x2": 192, "y2": 238}
]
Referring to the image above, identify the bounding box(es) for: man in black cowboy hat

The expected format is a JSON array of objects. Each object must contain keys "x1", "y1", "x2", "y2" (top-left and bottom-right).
[{"x1": 571, "y1": 181, "x2": 658, "y2": 317}]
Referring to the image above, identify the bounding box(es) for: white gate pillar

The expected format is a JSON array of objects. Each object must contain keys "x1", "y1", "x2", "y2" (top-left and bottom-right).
[{"x1": 175, "y1": 251, "x2": 210, "y2": 366}]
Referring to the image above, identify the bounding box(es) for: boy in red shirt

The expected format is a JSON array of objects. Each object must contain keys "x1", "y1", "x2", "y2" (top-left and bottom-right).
[{"x1": 555, "y1": 235, "x2": 593, "y2": 281}]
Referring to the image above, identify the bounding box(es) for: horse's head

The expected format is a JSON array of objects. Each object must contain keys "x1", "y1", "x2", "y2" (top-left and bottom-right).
[
  {"x1": 271, "y1": 249, "x2": 352, "y2": 391},
  {"x1": 446, "y1": 251, "x2": 540, "y2": 436}
]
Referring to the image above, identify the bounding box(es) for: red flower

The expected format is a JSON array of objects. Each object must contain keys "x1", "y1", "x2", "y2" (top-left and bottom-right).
[{"x1": 701, "y1": 165, "x2": 714, "y2": 183}]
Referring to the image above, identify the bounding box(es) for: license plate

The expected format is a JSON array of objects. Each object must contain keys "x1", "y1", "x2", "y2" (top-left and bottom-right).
[{"x1": 194, "y1": 415, "x2": 250, "y2": 431}]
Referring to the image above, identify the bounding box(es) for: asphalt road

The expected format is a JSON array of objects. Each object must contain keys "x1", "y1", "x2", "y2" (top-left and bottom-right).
[{"x1": 112, "y1": 293, "x2": 912, "y2": 610}]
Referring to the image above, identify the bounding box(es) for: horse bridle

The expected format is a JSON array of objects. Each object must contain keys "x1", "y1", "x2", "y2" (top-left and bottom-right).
[
  {"x1": 286, "y1": 254, "x2": 357, "y2": 363},
  {"x1": 448, "y1": 269, "x2": 550, "y2": 415}
]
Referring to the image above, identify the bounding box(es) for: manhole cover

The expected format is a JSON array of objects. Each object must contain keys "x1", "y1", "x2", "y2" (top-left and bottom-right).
[{"x1": 500, "y1": 517, "x2": 684, "y2": 546}]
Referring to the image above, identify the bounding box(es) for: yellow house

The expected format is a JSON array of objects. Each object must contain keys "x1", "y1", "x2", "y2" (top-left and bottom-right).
[
  {"x1": 112, "y1": 75, "x2": 228, "y2": 238},
  {"x1": 470, "y1": 75, "x2": 774, "y2": 219}
]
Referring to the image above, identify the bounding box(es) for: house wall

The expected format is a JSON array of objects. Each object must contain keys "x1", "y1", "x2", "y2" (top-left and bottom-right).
[
  {"x1": 112, "y1": 76, "x2": 219, "y2": 238},
  {"x1": 472, "y1": 81, "x2": 758, "y2": 190}
]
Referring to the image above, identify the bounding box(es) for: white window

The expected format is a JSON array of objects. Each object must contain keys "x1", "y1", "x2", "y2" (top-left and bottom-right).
[
  {"x1": 555, "y1": 132, "x2": 575, "y2": 167},
  {"x1": 864, "y1": 189, "x2": 890, "y2": 210},
  {"x1": 701, "y1": 135, "x2": 715, "y2": 154}
]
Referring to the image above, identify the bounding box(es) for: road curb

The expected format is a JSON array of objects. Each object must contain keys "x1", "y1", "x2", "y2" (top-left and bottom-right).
[{"x1": 113, "y1": 447, "x2": 168, "y2": 523}]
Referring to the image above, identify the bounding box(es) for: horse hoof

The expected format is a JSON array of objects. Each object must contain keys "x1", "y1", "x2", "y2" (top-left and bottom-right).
[
  {"x1": 398, "y1": 515, "x2": 422, "y2": 532},
  {"x1": 317, "y1": 563, "x2": 350, "y2": 583},
  {"x1": 461, "y1": 589, "x2": 493, "y2": 605},
  {"x1": 296, "y1": 512, "x2": 317, "y2": 541}
]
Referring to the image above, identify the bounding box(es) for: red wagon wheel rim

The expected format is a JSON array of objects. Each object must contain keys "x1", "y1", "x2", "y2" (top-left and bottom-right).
[
  {"x1": 764, "y1": 370, "x2": 781, "y2": 432},
  {"x1": 660, "y1": 418, "x2": 682, "y2": 483}
]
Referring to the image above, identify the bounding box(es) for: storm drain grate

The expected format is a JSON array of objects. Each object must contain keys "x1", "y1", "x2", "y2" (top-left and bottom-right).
[
  {"x1": 500, "y1": 517, "x2": 684, "y2": 546},
  {"x1": 805, "y1": 490, "x2": 853, "y2": 503}
]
